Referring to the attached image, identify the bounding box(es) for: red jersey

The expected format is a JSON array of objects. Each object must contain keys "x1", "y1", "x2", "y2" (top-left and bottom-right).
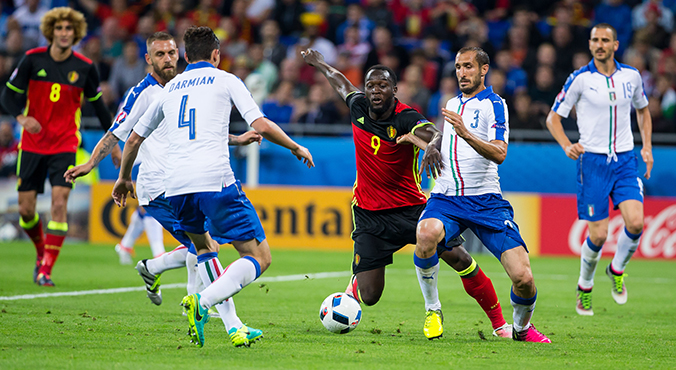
[
  {"x1": 7, "y1": 47, "x2": 103, "y2": 155},
  {"x1": 346, "y1": 92, "x2": 433, "y2": 211}
]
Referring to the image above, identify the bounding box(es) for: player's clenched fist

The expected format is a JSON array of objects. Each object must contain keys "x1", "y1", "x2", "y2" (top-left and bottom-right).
[
  {"x1": 564, "y1": 143, "x2": 585, "y2": 160},
  {"x1": 301, "y1": 49, "x2": 324, "y2": 66},
  {"x1": 17, "y1": 115, "x2": 41, "y2": 134}
]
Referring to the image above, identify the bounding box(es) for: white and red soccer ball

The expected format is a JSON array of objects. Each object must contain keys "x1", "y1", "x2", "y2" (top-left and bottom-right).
[{"x1": 319, "y1": 292, "x2": 361, "y2": 334}]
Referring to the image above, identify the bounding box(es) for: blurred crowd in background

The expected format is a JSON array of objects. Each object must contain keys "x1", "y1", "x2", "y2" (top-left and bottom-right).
[{"x1": 1, "y1": 0, "x2": 676, "y2": 178}]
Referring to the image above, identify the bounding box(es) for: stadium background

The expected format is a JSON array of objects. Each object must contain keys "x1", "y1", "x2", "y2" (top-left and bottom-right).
[{"x1": 0, "y1": 0, "x2": 674, "y2": 261}]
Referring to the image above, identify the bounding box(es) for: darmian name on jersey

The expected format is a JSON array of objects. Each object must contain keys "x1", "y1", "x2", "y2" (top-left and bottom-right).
[{"x1": 168, "y1": 76, "x2": 215, "y2": 93}]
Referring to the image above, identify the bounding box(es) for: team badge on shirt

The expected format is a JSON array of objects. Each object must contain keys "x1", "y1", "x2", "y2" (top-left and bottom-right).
[
  {"x1": 609, "y1": 92, "x2": 616, "y2": 102},
  {"x1": 387, "y1": 126, "x2": 397, "y2": 139},
  {"x1": 68, "y1": 71, "x2": 79, "y2": 83}
]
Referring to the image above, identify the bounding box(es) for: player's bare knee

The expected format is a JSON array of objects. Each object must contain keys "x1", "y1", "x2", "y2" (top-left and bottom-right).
[
  {"x1": 589, "y1": 229, "x2": 607, "y2": 247},
  {"x1": 512, "y1": 271, "x2": 535, "y2": 296},
  {"x1": 360, "y1": 289, "x2": 382, "y2": 306},
  {"x1": 625, "y1": 218, "x2": 644, "y2": 236},
  {"x1": 416, "y1": 222, "x2": 444, "y2": 253}
]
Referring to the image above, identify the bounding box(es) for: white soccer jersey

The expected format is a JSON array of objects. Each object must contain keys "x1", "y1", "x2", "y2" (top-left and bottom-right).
[
  {"x1": 109, "y1": 74, "x2": 168, "y2": 206},
  {"x1": 134, "y1": 61, "x2": 264, "y2": 197},
  {"x1": 433, "y1": 86, "x2": 509, "y2": 197},
  {"x1": 552, "y1": 60, "x2": 648, "y2": 156}
]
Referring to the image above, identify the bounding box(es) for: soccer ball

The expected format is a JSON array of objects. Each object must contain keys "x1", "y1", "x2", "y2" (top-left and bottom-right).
[{"x1": 319, "y1": 292, "x2": 362, "y2": 334}]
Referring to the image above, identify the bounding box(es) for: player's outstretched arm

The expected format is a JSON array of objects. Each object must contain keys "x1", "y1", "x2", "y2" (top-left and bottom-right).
[
  {"x1": 65, "y1": 131, "x2": 121, "y2": 182},
  {"x1": 442, "y1": 108, "x2": 508, "y2": 164},
  {"x1": 301, "y1": 49, "x2": 359, "y2": 101},
  {"x1": 546, "y1": 110, "x2": 584, "y2": 160},
  {"x1": 112, "y1": 132, "x2": 145, "y2": 207},
  {"x1": 228, "y1": 131, "x2": 263, "y2": 146},
  {"x1": 251, "y1": 117, "x2": 314, "y2": 168},
  {"x1": 636, "y1": 106, "x2": 653, "y2": 179}
]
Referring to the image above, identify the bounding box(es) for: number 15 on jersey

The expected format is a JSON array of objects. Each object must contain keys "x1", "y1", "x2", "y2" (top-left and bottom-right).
[{"x1": 178, "y1": 94, "x2": 196, "y2": 140}]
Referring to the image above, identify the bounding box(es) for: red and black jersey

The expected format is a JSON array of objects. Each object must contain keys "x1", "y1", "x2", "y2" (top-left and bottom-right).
[
  {"x1": 346, "y1": 91, "x2": 433, "y2": 211},
  {"x1": 7, "y1": 47, "x2": 103, "y2": 154}
]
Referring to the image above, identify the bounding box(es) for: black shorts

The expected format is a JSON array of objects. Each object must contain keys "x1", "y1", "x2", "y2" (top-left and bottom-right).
[
  {"x1": 351, "y1": 203, "x2": 463, "y2": 274},
  {"x1": 17, "y1": 151, "x2": 75, "y2": 193}
]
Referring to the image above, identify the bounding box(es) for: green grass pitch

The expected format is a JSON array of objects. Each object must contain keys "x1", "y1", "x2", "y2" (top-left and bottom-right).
[{"x1": 1, "y1": 242, "x2": 674, "y2": 369}]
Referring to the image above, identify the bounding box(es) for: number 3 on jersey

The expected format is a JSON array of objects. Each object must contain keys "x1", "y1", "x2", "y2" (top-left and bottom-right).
[{"x1": 178, "y1": 94, "x2": 196, "y2": 140}]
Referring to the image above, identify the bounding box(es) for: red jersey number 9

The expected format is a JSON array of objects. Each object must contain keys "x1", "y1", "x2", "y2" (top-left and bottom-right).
[{"x1": 370, "y1": 135, "x2": 381, "y2": 155}]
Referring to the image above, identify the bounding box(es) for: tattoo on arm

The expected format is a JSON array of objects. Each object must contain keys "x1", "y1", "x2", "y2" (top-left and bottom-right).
[{"x1": 91, "y1": 132, "x2": 120, "y2": 167}]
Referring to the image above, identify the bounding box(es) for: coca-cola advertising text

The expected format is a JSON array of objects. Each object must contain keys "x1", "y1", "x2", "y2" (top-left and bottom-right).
[{"x1": 540, "y1": 195, "x2": 676, "y2": 259}]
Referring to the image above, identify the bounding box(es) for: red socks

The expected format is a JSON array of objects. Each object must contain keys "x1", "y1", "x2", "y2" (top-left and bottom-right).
[
  {"x1": 21, "y1": 216, "x2": 45, "y2": 263},
  {"x1": 461, "y1": 266, "x2": 507, "y2": 330},
  {"x1": 39, "y1": 233, "x2": 66, "y2": 276}
]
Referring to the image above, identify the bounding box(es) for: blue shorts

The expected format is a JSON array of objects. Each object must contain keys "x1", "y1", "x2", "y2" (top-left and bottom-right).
[
  {"x1": 145, "y1": 194, "x2": 231, "y2": 254},
  {"x1": 419, "y1": 193, "x2": 527, "y2": 261},
  {"x1": 576, "y1": 151, "x2": 643, "y2": 221},
  {"x1": 167, "y1": 180, "x2": 266, "y2": 244}
]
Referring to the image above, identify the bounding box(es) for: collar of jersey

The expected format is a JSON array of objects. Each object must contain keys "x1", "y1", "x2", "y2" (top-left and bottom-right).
[
  {"x1": 457, "y1": 86, "x2": 494, "y2": 103},
  {"x1": 145, "y1": 73, "x2": 160, "y2": 86},
  {"x1": 587, "y1": 59, "x2": 622, "y2": 76},
  {"x1": 185, "y1": 61, "x2": 216, "y2": 72}
]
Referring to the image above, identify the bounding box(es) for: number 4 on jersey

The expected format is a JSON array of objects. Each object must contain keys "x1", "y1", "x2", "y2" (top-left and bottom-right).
[{"x1": 178, "y1": 94, "x2": 196, "y2": 140}]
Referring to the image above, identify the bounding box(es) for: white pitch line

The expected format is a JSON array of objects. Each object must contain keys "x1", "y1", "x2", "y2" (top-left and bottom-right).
[
  {"x1": 1, "y1": 269, "x2": 671, "y2": 301},
  {"x1": 0, "y1": 271, "x2": 352, "y2": 301}
]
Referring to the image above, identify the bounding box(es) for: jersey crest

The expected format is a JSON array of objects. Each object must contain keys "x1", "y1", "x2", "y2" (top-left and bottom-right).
[
  {"x1": 387, "y1": 125, "x2": 397, "y2": 139},
  {"x1": 68, "y1": 71, "x2": 79, "y2": 83}
]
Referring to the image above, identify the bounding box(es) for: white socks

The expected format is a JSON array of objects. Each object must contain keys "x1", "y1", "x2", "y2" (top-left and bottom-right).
[
  {"x1": 146, "y1": 245, "x2": 187, "y2": 276},
  {"x1": 120, "y1": 209, "x2": 144, "y2": 250},
  {"x1": 414, "y1": 253, "x2": 441, "y2": 311},
  {"x1": 186, "y1": 251, "x2": 200, "y2": 295},
  {"x1": 510, "y1": 289, "x2": 536, "y2": 333},
  {"x1": 198, "y1": 255, "x2": 261, "y2": 309},
  {"x1": 612, "y1": 227, "x2": 641, "y2": 273},
  {"x1": 143, "y1": 216, "x2": 165, "y2": 257},
  {"x1": 195, "y1": 252, "x2": 245, "y2": 331},
  {"x1": 578, "y1": 237, "x2": 603, "y2": 290}
]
